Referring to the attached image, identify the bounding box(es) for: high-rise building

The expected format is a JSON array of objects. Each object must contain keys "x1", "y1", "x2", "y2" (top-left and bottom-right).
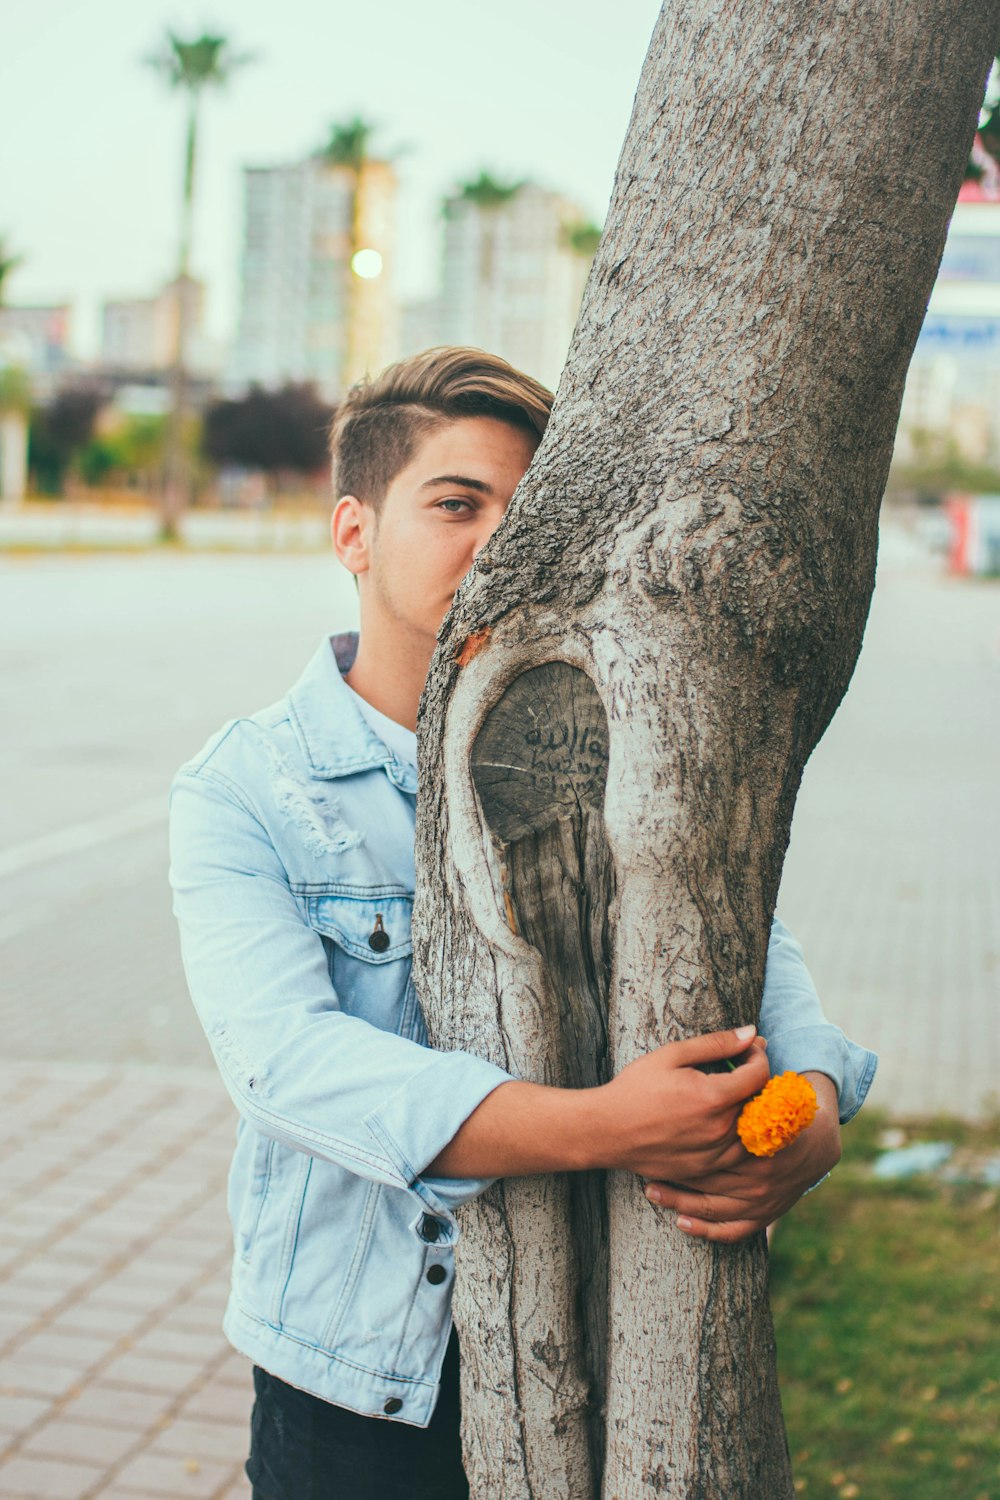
[
  {"x1": 101, "y1": 277, "x2": 208, "y2": 374},
  {"x1": 435, "y1": 181, "x2": 597, "y2": 391},
  {"x1": 229, "y1": 156, "x2": 398, "y2": 397}
]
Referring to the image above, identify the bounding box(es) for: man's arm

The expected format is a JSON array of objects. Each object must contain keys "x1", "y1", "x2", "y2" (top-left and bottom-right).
[
  {"x1": 174, "y1": 751, "x2": 868, "y2": 1238},
  {"x1": 170, "y1": 763, "x2": 510, "y2": 1208},
  {"x1": 758, "y1": 915, "x2": 877, "y2": 1123},
  {"x1": 428, "y1": 1028, "x2": 771, "y2": 1182},
  {"x1": 171, "y1": 757, "x2": 769, "y2": 1218}
]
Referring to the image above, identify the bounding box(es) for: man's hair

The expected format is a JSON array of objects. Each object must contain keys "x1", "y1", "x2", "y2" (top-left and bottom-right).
[{"x1": 330, "y1": 346, "x2": 554, "y2": 506}]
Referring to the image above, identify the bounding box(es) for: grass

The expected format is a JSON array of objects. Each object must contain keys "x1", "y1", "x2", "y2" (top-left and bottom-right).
[{"x1": 771, "y1": 1110, "x2": 1000, "y2": 1500}]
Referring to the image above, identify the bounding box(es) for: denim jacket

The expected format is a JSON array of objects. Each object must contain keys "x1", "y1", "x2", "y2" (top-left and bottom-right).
[{"x1": 169, "y1": 634, "x2": 877, "y2": 1426}]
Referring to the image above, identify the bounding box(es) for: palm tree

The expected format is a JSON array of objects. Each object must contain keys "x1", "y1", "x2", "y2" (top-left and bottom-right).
[
  {"x1": 457, "y1": 170, "x2": 524, "y2": 210},
  {"x1": 317, "y1": 116, "x2": 382, "y2": 389},
  {"x1": 0, "y1": 236, "x2": 23, "y2": 306},
  {"x1": 319, "y1": 115, "x2": 375, "y2": 177},
  {"x1": 148, "y1": 31, "x2": 252, "y2": 538},
  {"x1": 453, "y1": 172, "x2": 524, "y2": 342},
  {"x1": 561, "y1": 220, "x2": 603, "y2": 259}
]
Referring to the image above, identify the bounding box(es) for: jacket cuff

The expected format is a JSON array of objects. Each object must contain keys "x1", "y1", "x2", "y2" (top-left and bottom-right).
[
  {"x1": 765, "y1": 1024, "x2": 878, "y2": 1124},
  {"x1": 363, "y1": 1050, "x2": 512, "y2": 1232}
]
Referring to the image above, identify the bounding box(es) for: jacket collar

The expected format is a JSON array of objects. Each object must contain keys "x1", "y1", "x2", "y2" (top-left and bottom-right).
[{"x1": 286, "y1": 634, "x2": 418, "y2": 793}]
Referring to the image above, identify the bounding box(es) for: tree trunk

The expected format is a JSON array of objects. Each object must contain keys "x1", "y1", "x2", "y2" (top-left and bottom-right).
[
  {"x1": 161, "y1": 98, "x2": 199, "y2": 542},
  {"x1": 412, "y1": 3, "x2": 998, "y2": 1497},
  {"x1": 0, "y1": 410, "x2": 29, "y2": 504}
]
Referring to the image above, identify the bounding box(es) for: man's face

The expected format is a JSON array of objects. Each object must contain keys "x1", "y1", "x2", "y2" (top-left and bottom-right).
[{"x1": 333, "y1": 415, "x2": 538, "y2": 652}]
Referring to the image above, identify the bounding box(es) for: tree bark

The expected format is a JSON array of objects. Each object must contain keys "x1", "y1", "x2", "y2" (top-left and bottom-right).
[{"x1": 412, "y1": 3, "x2": 999, "y2": 1497}]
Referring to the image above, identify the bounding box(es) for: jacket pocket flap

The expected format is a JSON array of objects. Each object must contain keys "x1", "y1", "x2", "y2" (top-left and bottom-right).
[{"x1": 308, "y1": 892, "x2": 413, "y2": 962}]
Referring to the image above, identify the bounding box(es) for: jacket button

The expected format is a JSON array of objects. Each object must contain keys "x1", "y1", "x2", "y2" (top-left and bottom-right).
[
  {"x1": 420, "y1": 1215, "x2": 443, "y2": 1243},
  {"x1": 426, "y1": 1263, "x2": 447, "y2": 1285},
  {"x1": 383, "y1": 1397, "x2": 403, "y2": 1414},
  {"x1": 368, "y1": 914, "x2": 390, "y2": 953}
]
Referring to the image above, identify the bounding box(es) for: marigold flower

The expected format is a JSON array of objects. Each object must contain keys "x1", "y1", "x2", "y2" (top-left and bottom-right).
[{"x1": 737, "y1": 1070, "x2": 818, "y2": 1157}]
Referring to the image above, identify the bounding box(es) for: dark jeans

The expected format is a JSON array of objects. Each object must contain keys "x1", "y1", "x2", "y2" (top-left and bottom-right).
[{"x1": 247, "y1": 1331, "x2": 469, "y2": 1500}]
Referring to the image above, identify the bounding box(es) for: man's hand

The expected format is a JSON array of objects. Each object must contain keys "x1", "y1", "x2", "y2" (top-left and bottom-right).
[
  {"x1": 585, "y1": 1027, "x2": 771, "y2": 1182},
  {"x1": 642, "y1": 1071, "x2": 841, "y2": 1242},
  {"x1": 427, "y1": 1026, "x2": 769, "y2": 1182}
]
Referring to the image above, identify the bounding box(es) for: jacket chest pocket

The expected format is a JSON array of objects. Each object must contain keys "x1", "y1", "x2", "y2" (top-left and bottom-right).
[{"x1": 307, "y1": 891, "x2": 421, "y2": 1038}]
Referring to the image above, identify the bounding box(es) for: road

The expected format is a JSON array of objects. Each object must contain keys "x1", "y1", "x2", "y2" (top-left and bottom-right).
[{"x1": 1, "y1": 525, "x2": 997, "y2": 1115}]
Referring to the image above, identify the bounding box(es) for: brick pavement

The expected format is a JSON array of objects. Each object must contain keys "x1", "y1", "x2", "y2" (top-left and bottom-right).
[{"x1": 0, "y1": 1066, "x2": 250, "y2": 1500}]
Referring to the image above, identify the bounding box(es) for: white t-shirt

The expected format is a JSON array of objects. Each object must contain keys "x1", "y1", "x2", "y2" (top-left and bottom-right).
[{"x1": 345, "y1": 684, "x2": 417, "y2": 772}]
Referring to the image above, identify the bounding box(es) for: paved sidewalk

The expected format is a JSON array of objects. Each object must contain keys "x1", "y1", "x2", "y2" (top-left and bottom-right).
[
  {"x1": 0, "y1": 503, "x2": 328, "y2": 552},
  {"x1": 0, "y1": 1066, "x2": 249, "y2": 1500}
]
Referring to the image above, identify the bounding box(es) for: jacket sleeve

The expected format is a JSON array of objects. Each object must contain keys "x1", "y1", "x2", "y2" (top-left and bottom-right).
[
  {"x1": 169, "y1": 763, "x2": 511, "y2": 1217},
  {"x1": 759, "y1": 915, "x2": 877, "y2": 1123}
]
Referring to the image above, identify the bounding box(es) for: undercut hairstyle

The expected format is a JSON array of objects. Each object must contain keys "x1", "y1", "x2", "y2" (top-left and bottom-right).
[{"x1": 330, "y1": 346, "x2": 554, "y2": 508}]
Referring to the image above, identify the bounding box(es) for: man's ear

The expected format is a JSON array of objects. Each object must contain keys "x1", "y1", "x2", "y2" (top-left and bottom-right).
[{"x1": 331, "y1": 495, "x2": 372, "y2": 577}]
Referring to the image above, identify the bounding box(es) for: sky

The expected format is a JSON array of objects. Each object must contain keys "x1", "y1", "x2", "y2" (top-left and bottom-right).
[{"x1": 1, "y1": 0, "x2": 662, "y2": 357}]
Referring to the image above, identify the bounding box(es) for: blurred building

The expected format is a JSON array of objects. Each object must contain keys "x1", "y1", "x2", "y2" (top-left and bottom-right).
[
  {"x1": 100, "y1": 277, "x2": 210, "y2": 376},
  {"x1": 229, "y1": 156, "x2": 398, "y2": 398},
  {"x1": 399, "y1": 296, "x2": 445, "y2": 359},
  {"x1": 0, "y1": 304, "x2": 71, "y2": 381},
  {"x1": 897, "y1": 197, "x2": 1000, "y2": 464},
  {"x1": 434, "y1": 182, "x2": 596, "y2": 391}
]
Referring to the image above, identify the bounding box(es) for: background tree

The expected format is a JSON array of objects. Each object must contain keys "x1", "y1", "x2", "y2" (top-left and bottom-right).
[
  {"x1": 0, "y1": 367, "x2": 31, "y2": 504},
  {"x1": 77, "y1": 414, "x2": 168, "y2": 492},
  {"x1": 28, "y1": 388, "x2": 103, "y2": 496},
  {"x1": 202, "y1": 384, "x2": 334, "y2": 491},
  {"x1": 0, "y1": 236, "x2": 23, "y2": 305},
  {"x1": 319, "y1": 114, "x2": 374, "y2": 176},
  {"x1": 965, "y1": 55, "x2": 1000, "y2": 181},
  {"x1": 317, "y1": 115, "x2": 389, "y2": 388},
  {"x1": 0, "y1": 239, "x2": 29, "y2": 502},
  {"x1": 412, "y1": 4, "x2": 999, "y2": 1498},
  {"x1": 148, "y1": 30, "x2": 252, "y2": 538},
  {"x1": 457, "y1": 169, "x2": 525, "y2": 209},
  {"x1": 561, "y1": 219, "x2": 604, "y2": 260}
]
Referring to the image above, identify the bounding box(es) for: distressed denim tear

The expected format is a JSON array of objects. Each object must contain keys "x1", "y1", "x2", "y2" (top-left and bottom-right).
[
  {"x1": 209, "y1": 1021, "x2": 271, "y2": 1098},
  {"x1": 265, "y1": 742, "x2": 364, "y2": 857}
]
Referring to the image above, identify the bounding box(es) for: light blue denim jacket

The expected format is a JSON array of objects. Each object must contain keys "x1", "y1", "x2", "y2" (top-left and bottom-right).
[{"x1": 169, "y1": 634, "x2": 877, "y2": 1427}]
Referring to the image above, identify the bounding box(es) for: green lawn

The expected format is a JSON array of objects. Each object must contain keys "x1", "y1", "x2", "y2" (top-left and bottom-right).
[{"x1": 771, "y1": 1112, "x2": 1000, "y2": 1500}]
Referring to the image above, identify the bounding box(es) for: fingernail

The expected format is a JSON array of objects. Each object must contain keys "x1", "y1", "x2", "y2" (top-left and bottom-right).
[
  {"x1": 677, "y1": 1216, "x2": 694, "y2": 1231},
  {"x1": 645, "y1": 1186, "x2": 663, "y2": 1205},
  {"x1": 735, "y1": 1025, "x2": 755, "y2": 1041}
]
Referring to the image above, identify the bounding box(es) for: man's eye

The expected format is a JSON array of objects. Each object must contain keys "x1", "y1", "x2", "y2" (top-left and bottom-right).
[{"x1": 438, "y1": 498, "x2": 471, "y2": 513}]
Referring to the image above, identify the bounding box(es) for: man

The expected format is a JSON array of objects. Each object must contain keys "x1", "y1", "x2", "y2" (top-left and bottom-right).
[{"x1": 169, "y1": 347, "x2": 876, "y2": 1500}]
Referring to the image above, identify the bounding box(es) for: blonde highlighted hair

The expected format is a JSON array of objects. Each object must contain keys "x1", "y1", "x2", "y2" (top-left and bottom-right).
[{"x1": 330, "y1": 346, "x2": 553, "y2": 507}]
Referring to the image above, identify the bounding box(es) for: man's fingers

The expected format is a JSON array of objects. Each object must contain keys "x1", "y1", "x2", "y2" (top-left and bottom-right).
[
  {"x1": 646, "y1": 1185, "x2": 746, "y2": 1221},
  {"x1": 711, "y1": 1046, "x2": 770, "y2": 1103},
  {"x1": 662, "y1": 1141, "x2": 749, "y2": 1182},
  {"x1": 675, "y1": 1215, "x2": 765, "y2": 1244},
  {"x1": 644, "y1": 1178, "x2": 769, "y2": 1241},
  {"x1": 669, "y1": 1026, "x2": 758, "y2": 1069}
]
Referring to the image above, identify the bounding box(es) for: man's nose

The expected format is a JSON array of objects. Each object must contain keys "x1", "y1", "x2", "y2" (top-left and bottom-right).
[{"x1": 471, "y1": 511, "x2": 505, "y2": 560}]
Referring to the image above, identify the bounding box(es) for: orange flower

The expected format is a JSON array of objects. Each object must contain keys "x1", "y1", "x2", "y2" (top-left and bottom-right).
[{"x1": 737, "y1": 1071, "x2": 818, "y2": 1157}]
